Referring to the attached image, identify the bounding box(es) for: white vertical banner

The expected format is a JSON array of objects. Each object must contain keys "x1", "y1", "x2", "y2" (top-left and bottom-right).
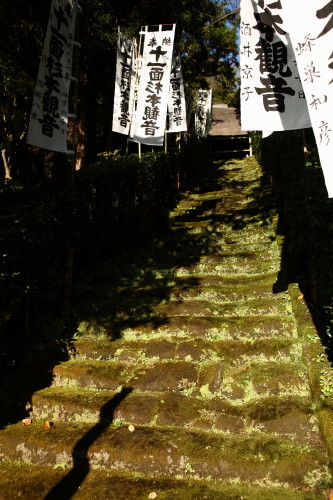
[
  {"x1": 240, "y1": 0, "x2": 311, "y2": 132},
  {"x1": 281, "y1": 0, "x2": 333, "y2": 197},
  {"x1": 167, "y1": 55, "x2": 187, "y2": 133},
  {"x1": 132, "y1": 24, "x2": 175, "y2": 146},
  {"x1": 112, "y1": 31, "x2": 136, "y2": 135},
  {"x1": 27, "y1": 0, "x2": 79, "y2": 153},
  {"x1": 195, "y1": 89, "x2": 212, "y2": 137}
]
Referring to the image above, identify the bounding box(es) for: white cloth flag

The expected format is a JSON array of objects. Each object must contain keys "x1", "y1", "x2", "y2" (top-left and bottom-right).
[
  {"x1": 132, "y1": 25, "x2": 175, "y2": 146},
  {"x1": 195, "y1": 89, "x2": 212, "y2": 137},
  {"x1": 281, "y1": 0, "x2": 333, "y2": 197},
  {"x1": 27, "y1": 0, "x2": 78, "y2": 153},
  {"x1": 112, "y1": 31, "x2": 136, "y2": 135},
  {"x1": 167, "y1": 56, "x2": 187, "y2": 133},
  {"x1": 240, "y1": 0, "x2": 311, "y2": 132}
]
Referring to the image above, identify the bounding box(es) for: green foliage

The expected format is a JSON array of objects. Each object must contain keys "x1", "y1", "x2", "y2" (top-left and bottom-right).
[
  {"x1": 0, "y1": 139, "x2": 209, "y2": 331},
  {"x1": 0, "y1": 1, "x2": 50, "y2": 179},
  {"x1": 0, "y1": 0, "x2": 238, "y2": 179},
  {"x1": 320, "y1": 367, "x2": 333, "y2": 400}
]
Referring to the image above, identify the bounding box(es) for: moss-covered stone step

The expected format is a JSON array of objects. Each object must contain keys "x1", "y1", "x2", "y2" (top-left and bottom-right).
[
  {"x1": 0, "y1": 462, "x2": 329, "y2": 500},
  {"x1": 161, "y1": 228, "x2": 275, "y2": 252},
  {"x1": 31, "y1": 388, "x2": 322, "y2": 445},
  {"x1": 155, "y1": 296, "x2": 291, "y2": 319},
  {"x1": 219, "y1": 361, "x2": 309, "y2": 402},
  {"x1": 173, "y1": 253, "x2": 279, "y2": 277},
  {"x1": 113, "y1": 252, "x2": 279, "y2": 282},
  {"x1": 157, "y1": 242, "x2": 278, "y2": 266},
  {"x1": 0, "y1": 421, "x2": 329, "y2": 488},
  {"x1": 51, "y1": 358, "x2": 224, "y2": 394},
  {"x1": 77, "y1": 314, "x2": 296, "y2": 341},
  {"x1": 89, "y1": 273, "x2": 289, "y2": 310},
  {"x1": 173, "y1": 208, "x2": 273, "y2": 229},
  {"x1": 51, "y1": 358, "x2": 309, "y2": 400},
  {"x1": 171, "y1": 222, "x2": 275, "y2": 241},
  {"x1": 176, "y1": 188, "x2": 260, "y2": 206},
  {"x1": 199, "y1": 239, "x2": 277, "y2": 255},
  {"x1": 101, "y1": 272, "x2": 282, "y2": 304},
  {"x1": 103, "y1": 295, "x2": 292, "y2": 322},
  {"x1": 168, "y1": 273, "x2": 279, "y2": 289},
  {"x1": 173, "y1": 211, "x2": 266, "y2": 227},
  {"x1": 71, "y1": 337, "x2": 300, "y2": 365},
  {"x1": 144, "y1": 282, "x2": 281, "y2": 303}
]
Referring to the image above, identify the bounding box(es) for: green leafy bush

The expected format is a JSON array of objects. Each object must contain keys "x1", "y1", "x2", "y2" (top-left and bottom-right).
[{"x1": 0, "y1": 138, "x2": 210, "y2": 333}]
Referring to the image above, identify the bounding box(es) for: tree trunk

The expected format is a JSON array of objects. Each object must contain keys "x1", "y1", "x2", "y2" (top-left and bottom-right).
[
  {"x1": 75, "y1": 67, "x2": 89, "y2": 171},
  {"x1": 75, "y1": 54, "x2": 97, "y2": 170}
]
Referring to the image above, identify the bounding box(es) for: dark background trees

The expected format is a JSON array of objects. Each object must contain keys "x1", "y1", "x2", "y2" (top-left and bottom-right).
[{"x1": 0, "y1": 0, "x2": 239, "y2": 180}]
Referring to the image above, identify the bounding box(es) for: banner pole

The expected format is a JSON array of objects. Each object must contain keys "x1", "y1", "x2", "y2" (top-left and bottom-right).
[{"x1": 302, "y1": 129, "x2": 308, "y2": 164}]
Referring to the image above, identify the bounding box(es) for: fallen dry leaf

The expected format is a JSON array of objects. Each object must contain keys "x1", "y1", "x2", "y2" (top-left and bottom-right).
[
  {"x1": 148, "y1": 493, "x2": 157, "y2": 499},
  {"x1": 22, "y1": 418, "x2": 32, "y2": 426},
  {"x1": 43, "y1": 421, "x2": 54, "y2": 429},
  {"x1": 128, "y1": 424, "x2": 135, "y2": 433}
]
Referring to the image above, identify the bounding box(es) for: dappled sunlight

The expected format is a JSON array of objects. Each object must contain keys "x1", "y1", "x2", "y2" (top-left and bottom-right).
[{"x1": 72, "y1": 156, "x2": 276, "y2": 345}]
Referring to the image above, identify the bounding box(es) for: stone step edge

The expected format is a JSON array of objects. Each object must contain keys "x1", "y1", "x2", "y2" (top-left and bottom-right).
[
  {"x1": 9, "y1": 417, "x2": 316, "y2": 445},
  {"x1": 170, "y1": 270, "x2": 280, "y2": 280},
  {"x1": 95, "y1": 278, "x2": 282, "y2": 295},
  {"x1": 0, "y1": 461, "x2": 327, "y2": 500},
  {"x1": 31, "y1": 386, "x2": 314, "y2": 415},
  {"x1": 70, "y1": 336, "x2": 299, "y2": 360},
  {"x1": 52, "y1": 357, "x2": 307, "y2": 372},
  {"x1": 118, "y1": 271, "x2": 280, "y2": 286},
  {"x1": 84, "y1": 294, "x2": 290, "y2": 307},
  {"x1": 30, "y1": 388, "x2": 317, "y2": 437},
  {"x1": 1, "y1": 421, "x2": 326, "y2": 473}
]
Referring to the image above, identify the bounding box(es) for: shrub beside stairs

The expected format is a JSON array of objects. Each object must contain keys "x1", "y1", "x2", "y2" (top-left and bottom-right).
[{"x1": 1, "y1": 156, "x2": 333, "y2": 499}]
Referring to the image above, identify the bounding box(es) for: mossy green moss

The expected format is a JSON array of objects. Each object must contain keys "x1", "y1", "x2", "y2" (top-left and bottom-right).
[
  {"x1": 0, "y1": 462, "x2": 329, "y2": 499},
  {"x1": 1, "y1": 156, "x2": 332, "y2": 499}
]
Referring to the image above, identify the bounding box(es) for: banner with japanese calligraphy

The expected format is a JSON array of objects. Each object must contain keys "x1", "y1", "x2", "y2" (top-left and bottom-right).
[
  {"x1": 195, "y1": 89, "x2": 212, "y2": 137},
  {"x1": 167, "y1": 55, "x2": 187, "y2": 133},
  {"x1": 132, "y1": 25, "x2": 175, "y2": 146},
  {"x1": 240, "y1": 0, "x2": 311, "y2": 132},
  {"x1": 27, "y1": 0, "x2": 78, "y2": 153},
  {"x1": 112, "y1": 31, "x2": 136, "y2": 136},
  {"x1": 281, "y1": 0, "x2": 333, "y2": 197}
]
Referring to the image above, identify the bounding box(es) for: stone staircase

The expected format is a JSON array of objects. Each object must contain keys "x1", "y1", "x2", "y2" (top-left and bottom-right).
[
  {"x1": 210, "y1": 134, "x2": 251, "y2": 161},
  {"x1": 0, "y1": 156, "x2": 332, "y2": 499}
]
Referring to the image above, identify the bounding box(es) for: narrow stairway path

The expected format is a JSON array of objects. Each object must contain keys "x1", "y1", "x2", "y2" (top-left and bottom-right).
[{"x1": 0, "y1": 156, "x2": 332, "y2": 499}]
